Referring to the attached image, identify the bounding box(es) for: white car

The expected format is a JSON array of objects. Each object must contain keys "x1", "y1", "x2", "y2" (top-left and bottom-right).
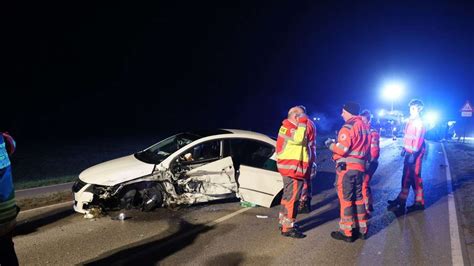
[{"x1": 72, "y1": 129, "x2": 283, "y2": 214}]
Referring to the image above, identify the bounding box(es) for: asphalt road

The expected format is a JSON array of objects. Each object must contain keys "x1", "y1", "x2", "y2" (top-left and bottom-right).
[{"x1": 13, "y1": 138, "x2": 465, "y2": 265}]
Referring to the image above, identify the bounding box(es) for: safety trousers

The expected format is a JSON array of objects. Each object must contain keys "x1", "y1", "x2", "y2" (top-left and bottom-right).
[
  {"x1": 362, "y1": 161, "x2": 379, "y2": 213},
  {"x1": 335, "y1": 168, "x2": 368, "y2": 237},
  {"x1": 398, "y1": 147, "x2": 425, "y2": 205},
  {"x1": 300, "y1": 170, "x2": 312, "y2": 203},
  {"x1": 279, "y1": 176, "x2": 303, "y2": 232}
]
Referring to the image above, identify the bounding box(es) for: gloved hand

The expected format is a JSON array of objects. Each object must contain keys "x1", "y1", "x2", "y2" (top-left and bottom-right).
[
  {"x1": 400, "y1": 149, "x2": 406, "y2": 157},
  {"x1": 325, "y1": 138, "x2": 335, "y2": 147},
  {"x1": 408, "y1": 153, "x2": 416, "y2": 164}
]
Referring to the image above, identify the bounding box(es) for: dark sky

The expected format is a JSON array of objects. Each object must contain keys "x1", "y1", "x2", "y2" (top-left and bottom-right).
[{"x1": 3, "y1": 1, "x2": 474, "y2": 139}]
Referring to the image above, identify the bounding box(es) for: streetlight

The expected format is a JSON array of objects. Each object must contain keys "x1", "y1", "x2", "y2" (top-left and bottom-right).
[{"x1": 381, "y1": 81, "x2": 405, "y2": 112}]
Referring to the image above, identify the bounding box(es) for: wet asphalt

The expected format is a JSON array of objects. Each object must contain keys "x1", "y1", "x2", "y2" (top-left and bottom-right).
[{"x1": 12, "y1": 138, "x2": 463, "y2": 265}]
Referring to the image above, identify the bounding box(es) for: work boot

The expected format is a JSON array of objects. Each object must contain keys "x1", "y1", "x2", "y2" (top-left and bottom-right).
[
  {"x1": 387, "y1": 198, "x2": 401, "y2": 206},
  {"x1": 407, "y1": 202, "x2": 425, "y2": 212},
  {"x1": 387, "y1": 203, "x2": 406, "y2": 214},
  {"x1": 281, "y1": 228, "x2": 306, "y2": 239},
  {"x1": 298, "y1": 200, "x2": 312, "y2": 214},
  {"x1": 387, "y1": 197, "x2": 406, "y2": 213},
  {"x1": 330, "y1": 231, "x2": 355, "y2": 243}
]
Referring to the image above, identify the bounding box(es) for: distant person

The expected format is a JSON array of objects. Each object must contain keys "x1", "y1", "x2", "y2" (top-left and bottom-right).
[
  {"x1": 388, "y1": 99, "x2": 426, "y2": 212},
  {"x1": 297, "y1": 105, "x2": 317, "y2": 214},
  {"x1": 0, "y1": 131, "x2": 19, "y2": 265},
  {"x1": 325, "y1": 102, "x2": 370, "y2": 242},
  {"x1": 360, "y1": 110, "x2": 380, "y2": 215},
  {"x1": 276, "y1": 106, "x2": 309, "y2": 238}
]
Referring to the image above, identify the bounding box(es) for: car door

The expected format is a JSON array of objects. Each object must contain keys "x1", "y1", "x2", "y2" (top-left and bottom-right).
[
  {"x1": 174, "y1": 139, "x2": 238, "y2": 202},
  {"x1": 226, "y1": 138, "x2": 283, "y2": 207},
  {"x1": 184, "y1": 156, "x2": 237, "y2": 196}
]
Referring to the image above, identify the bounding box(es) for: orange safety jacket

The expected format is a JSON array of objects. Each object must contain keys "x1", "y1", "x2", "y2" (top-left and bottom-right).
[
  {"x1": 369, "y1": 127, "x2": 380, "y2": 162},
  {"x1": 276, "y1": 117, "x2": 309, "y2": 179},
  {"x1": 329, "y1": 116, "x2": 370, "y2": 171},
  {"x1": 403, "y1": 117, "x2": 425, "y2": 153}
]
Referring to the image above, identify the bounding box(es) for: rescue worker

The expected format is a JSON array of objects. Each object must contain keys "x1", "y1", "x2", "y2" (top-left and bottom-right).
[
  {"x1": 277, "y1": 106, "x2": 309, "y2": 238},
  {"x1": 0, "y1": 131, "x2": 19, "y2": 265},
  {"x1": 360, "y1": 110, "x2": 380, "y2": 215},
  {"x1": 297, "y1": 105, "x2": 317, "y2": 214},
  {"x1": 388, "y1": 99, "x2": 426, "y2": 212},
  {"x1": 325, "y1": 102, "x2": 370, "y2": 242}
]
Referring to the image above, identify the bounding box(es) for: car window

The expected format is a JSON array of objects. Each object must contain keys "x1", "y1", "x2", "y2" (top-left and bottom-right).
[
  {"x1": 227, "y1": 139, "x2": 277, "y2": 172},
  {"x1": 134, "y1": 133, "x2": 201, "y2": 164},
  {"x1": 179, "y1": 140, "x2": 221, "y2": 163}
]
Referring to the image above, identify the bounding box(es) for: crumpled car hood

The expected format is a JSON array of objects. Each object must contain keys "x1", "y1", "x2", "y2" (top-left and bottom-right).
[{"x1": 79, "y1": 155, "x2": 155, "y2": 186}]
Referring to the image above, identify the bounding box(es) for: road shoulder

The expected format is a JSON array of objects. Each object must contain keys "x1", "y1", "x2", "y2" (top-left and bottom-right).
[{"x1": 444, "y1": 141, "x2": 474, "y2": 265}]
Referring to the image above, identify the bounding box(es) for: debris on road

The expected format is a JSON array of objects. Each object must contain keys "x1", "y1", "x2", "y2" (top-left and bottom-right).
[
  {"x1": 256, "y1": 215, "x2": 268, "y2": 219},
  {"x1": 240, "y1": 201, "x2": 257, "y2": 207}
]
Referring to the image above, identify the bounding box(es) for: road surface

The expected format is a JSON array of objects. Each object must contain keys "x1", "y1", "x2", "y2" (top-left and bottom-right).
[{"x1": 13, "y1": 138, "x2": 466, "y2": 265}]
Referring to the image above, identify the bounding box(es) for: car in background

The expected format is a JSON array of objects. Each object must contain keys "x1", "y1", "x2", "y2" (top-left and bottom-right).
[{"x1": 72, "y1": 129, "x2": 282, "y2": 215}]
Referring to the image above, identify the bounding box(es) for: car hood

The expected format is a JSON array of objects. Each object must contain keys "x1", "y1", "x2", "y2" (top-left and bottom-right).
[{"x1": 79, "y1": 155, "x2": 155, "y2": 186}]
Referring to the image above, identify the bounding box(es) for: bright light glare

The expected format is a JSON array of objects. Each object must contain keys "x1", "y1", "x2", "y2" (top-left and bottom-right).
[
  {"x1": 381, "y1": 81, "x2": 405, "y2": 101},
  {"x1": 424, "y1": 111, "x2": 439, "y2": 127},
  {"x1": 378, "y1": 110, "x2": 385, "y2": 117}
]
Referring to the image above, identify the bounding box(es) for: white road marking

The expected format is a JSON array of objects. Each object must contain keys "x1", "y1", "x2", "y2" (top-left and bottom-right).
[
  {"x1": 441, "y1": 143, "x2": 465, "y2": 266},
  {"x1": 204, "y1": 207, "x2": 252, "y2": 227}
]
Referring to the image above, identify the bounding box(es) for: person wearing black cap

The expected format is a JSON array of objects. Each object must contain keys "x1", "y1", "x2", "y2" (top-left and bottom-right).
[{"x1": 325, "y1": 102, "x2": 371, "y2": 242}]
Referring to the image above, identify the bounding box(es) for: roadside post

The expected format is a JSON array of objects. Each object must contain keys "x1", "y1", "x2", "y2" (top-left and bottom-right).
[{"x1": 460, "y1": 100, "x2": 473, "y2": 143}]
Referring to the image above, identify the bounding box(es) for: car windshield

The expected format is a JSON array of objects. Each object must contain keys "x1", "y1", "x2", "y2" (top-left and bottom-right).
[{"x1": 135, "y1": 133, "x2": 202, "y2": 164}]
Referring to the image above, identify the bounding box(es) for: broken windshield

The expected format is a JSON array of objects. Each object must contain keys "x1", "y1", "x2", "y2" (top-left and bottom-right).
[{"x1": 134, "y1": 133, "x2": 201, "y2": 164}]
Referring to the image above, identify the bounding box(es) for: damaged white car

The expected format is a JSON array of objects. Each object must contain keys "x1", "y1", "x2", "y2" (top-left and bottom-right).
[{"x1": 72, "y1": 129, "x2": 283, "y2": 215}]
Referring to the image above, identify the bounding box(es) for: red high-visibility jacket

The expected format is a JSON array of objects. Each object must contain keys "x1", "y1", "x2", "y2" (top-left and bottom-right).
[
  {"x1": 369, "y1": 128, "x2": 380, "y2": 161},
  {"x1": 276, "y1": 117, "x2": 309, "y2": 179},
  {"x1": 329, "y1": 116, "x2": 370, "y2": 171},
  {"x1": 403, "y1": 117, "x2": 425, "y2": 153},
  {"x1": 306, "y1": 119, "x2": 317, "y2": 164}
]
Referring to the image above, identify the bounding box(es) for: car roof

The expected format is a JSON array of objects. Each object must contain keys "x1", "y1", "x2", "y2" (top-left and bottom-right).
[
  {"x1": 185, "y1": 129, "x2": 275, "y2": 145},
  {"x1": 222, "y1": 129, "x2": 275, "y2": 142}
]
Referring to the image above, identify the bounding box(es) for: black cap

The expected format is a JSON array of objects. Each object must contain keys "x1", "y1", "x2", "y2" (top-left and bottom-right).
[{"x1": 343, "y1": 102, "x2": 360, "y2": 115}]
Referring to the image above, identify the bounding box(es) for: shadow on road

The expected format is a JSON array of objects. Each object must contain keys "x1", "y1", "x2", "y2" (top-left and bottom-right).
[
  {"x1": 14, "y1": 207, "x2": 74, "y2": 237},
  {"x1": 83, "y1": 220, "x2": 214, "y2": 265},
  {"x1": 205, "y1": 252, "x2": 273, "y2": 265}
]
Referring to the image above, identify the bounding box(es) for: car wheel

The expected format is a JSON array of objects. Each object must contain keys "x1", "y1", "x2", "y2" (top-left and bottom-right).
[{"x1": 138, "y1": 184, "x2": 164, "y2": 212}]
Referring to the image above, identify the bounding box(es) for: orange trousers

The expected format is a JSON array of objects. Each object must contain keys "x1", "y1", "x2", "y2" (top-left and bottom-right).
[
  {"x1": 335, "y1": 167, "x2": 368, "y2": 237},
  {"x1": 398, "y1": 147, "x2": 425, "y2": 205},
  {"x1": 362, "y1": 161, "x2": 378, "y2": 213},
  {"x1": 279, "y1": 176, "x2": 304, "y2": 232}
]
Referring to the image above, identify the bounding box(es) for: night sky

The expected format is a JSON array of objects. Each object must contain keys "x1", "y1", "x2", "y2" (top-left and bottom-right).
[{"x1": 3, "y1": 1, "x2": 474, "y2": 140}]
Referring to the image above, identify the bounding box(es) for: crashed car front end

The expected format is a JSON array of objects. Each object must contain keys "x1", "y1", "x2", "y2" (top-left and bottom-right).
[{"x1": 72, "y1": 156, "x2": 238, "y2": 216}]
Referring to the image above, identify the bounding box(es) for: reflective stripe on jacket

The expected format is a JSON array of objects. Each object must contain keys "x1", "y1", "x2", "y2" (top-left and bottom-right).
[
  {"x1": 0, "y1": 135, "x2": 10, "y2": 169},
  {"x1": 329, "y1": 116, "x2": 370, "y2": 171},
  {"x1": 276, "y1": 117, "x2": 309, "y2": 179},
  {"x1": 403, "y1": 118, "x2": 425, "y2": 153}
]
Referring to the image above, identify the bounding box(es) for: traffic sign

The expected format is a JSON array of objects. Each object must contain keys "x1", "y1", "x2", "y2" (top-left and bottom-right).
[
  {"x1": 461, "y1": 101, "x2": 473, "y2": 112},
  {"x1": 461, "y1": 100, "x2": 472, "y2": 117}
]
